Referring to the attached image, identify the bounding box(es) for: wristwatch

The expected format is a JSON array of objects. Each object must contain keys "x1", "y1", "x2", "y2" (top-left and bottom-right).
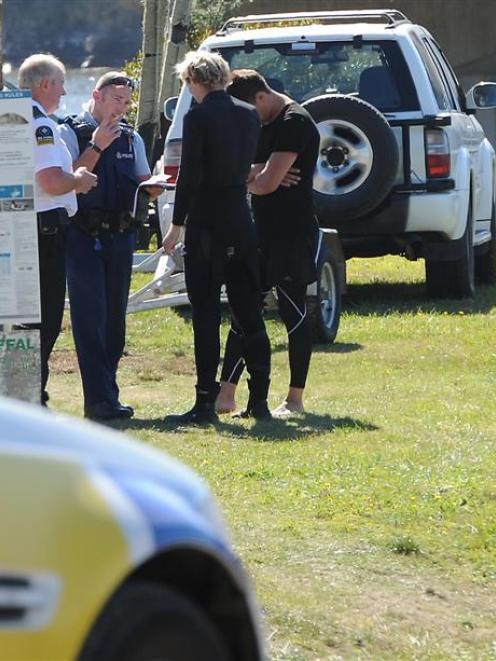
[{"x1": 88, "y1": 141, "x2": 103, "y2": 154}]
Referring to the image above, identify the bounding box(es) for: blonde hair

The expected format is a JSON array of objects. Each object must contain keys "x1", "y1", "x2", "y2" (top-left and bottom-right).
[
  {"x1": 176, "y1": 51, "x2": 230, "y2": 88},
  {"x1": 18, "y1": 53, "x2": 65, "y2": 90}
]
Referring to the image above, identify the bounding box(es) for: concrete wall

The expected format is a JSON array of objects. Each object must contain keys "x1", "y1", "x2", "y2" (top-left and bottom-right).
[{"x1": 239, "y1": 0, "x2": 496, "y2": 144}]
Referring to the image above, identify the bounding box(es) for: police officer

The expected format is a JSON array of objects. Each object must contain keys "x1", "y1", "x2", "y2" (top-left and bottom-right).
[
  {"x1": 162, "y1": 52, "x2": 271, "y2": 424},
  {"x1": 59, "y1": 71, "x2": 158, "y2": 421},
  {"x1": 18, "y1": 54, "x2": 97, "y2": 406}
]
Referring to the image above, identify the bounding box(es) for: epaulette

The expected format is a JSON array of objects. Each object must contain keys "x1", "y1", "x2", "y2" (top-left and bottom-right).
[{"x1": 32, "y1": 105, "x2": 47, "y2": 120}]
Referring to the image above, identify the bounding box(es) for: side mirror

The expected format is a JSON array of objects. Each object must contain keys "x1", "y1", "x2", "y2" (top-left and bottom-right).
[
  {"x1": 164, "y1": 96, "x2": 178, "y2": 121},
  {"x1": 466, "y1": 82, "x2": 496, "y2": 111}
]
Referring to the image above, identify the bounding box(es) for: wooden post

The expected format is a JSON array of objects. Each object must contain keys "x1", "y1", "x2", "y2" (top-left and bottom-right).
[{"x1": 157, "y1": 0, "x2": 194, "y2": 107}]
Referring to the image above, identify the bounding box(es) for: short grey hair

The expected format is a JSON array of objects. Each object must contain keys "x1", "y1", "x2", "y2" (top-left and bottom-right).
[
  {"x1": 18, "y1": 53, "x2": 65, "y2": 91},
  {"x1": 175, "y1": 51, "x2": 230, "y2": 88}
]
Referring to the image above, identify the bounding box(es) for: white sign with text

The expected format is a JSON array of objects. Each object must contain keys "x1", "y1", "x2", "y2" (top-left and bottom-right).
[{"x1": 0, "y1": 90, "x2": 40, "y2": 324}]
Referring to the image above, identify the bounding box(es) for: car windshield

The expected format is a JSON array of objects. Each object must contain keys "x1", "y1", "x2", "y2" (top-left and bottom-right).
[{"x1": 217, "y1": 40, "x2": 419, "y2": 112}]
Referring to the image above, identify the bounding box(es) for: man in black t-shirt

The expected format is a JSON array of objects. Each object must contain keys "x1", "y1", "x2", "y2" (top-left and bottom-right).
[{"x1": 218, "y1": 69, "x2": 320, "y2": 417}]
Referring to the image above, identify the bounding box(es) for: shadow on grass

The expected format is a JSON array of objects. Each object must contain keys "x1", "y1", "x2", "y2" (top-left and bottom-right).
[
  {"x1": 312, "y1": 341, "x2": 363, "y2": 354},
  {"x1": 269, "y1": 340, "x2": 363, "y2": 355},
  {"x1": 345, "y1": 281, "x2": 496, "y2": 316},
  {"x1": 114, "y1": 412, "x2": 378, "y2": 441}
]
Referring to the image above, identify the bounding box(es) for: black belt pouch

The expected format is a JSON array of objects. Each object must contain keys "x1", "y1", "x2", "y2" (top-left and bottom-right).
[{"x1": 37, "y1": 208, "x2": 69, "y2": 235}]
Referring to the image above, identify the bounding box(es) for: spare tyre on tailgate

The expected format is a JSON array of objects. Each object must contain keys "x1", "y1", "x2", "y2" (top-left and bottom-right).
[{"x1": 302, "y1": 95, "x2": 399, "y2": 223}]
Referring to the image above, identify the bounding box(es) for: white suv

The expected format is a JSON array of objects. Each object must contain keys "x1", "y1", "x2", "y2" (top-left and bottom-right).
[{"x1": 158, "y1": 8, "x2": 496, "y2": 303}]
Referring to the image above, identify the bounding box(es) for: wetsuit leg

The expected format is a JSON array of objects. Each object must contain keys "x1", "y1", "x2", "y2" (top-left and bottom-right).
[
  {"x1": 224, "y1": 260, "x2": 270, "y2": 398},
  {"x1": 184, "y1": 231, "x2": 222, "y2": 397},
  {"x1": 276, "y1": 281, "x2": 312, "y2": 389},
  {"x1": 220, "y1": 320, "x2": 245, "y2": 385}
]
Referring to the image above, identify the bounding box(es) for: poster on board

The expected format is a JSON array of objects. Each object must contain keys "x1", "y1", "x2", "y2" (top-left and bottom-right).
[{"x1": 0, "y1": 89, "x2": 40, "y2": 325}]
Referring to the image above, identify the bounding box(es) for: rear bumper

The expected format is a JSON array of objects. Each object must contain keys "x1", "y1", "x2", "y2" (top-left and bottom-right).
[{"x1": 331, "y1": 186, "x2": 467, "y2": 258}]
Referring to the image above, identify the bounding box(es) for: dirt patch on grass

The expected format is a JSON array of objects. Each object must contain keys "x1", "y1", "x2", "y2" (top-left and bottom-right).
[
  {"x1": 123, "y1": 351, "x2": 196, "y2": 379},
  {"x1": 332, "y1": 565, "x2": 496, "y2": 657},
  {"x1": 262, "y1": 544, "x2": 496, "y2": 659},
  {"x1": 51, "y1": 347, "x2": 196, "y2": 379},
  {"x1": 51, "y1": 349, "x2": 78, "y2": 374}
]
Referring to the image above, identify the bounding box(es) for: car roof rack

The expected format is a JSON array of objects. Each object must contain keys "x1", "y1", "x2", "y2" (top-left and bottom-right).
[{"x1": 218, "y1": 10, "x2": 411, "y2": 34}]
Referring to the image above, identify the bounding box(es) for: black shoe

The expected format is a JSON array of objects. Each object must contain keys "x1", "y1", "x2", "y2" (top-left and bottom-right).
[
  {"x1": 117, "y1": 402, "x2": 134, "y2": 416},
  {"x1": 164, "y1": 401, "x2": 218, "y2": 426},
  {"x1": 234, "y1": 398, "x2": 272, "y2": 420},
  {"x1": 41, "y1": 390, "x2": 49, "y2": 407},
  {"x1": 85, "y1": 402, "x2": 134, "y2": 421}
]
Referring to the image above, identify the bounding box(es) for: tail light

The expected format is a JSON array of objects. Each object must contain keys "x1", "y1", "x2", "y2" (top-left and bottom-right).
[
  {"x1": 425, "y1": 129, "x2": 450, "y2": 178},
  {"x1": 163, "y1": 138, "x2": 182, "y2": 185}
]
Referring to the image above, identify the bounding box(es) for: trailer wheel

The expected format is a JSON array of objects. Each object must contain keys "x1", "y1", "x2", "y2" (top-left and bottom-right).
[{"x1": 307, "y1": 241, "x2": 341, "y2": 344}]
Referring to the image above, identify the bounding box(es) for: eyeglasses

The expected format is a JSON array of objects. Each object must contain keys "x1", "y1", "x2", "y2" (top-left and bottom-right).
[{"x1": 97, "y1": 76, "x2": 135, "y2": 91}]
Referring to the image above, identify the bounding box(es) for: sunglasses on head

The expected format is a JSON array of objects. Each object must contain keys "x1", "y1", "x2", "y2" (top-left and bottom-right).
[{"x1": 98, "y1": 76, "x2": 135, "y2": 91}]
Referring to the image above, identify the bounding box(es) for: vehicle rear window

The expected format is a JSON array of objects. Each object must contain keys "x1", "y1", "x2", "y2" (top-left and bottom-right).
[{"x1": 217, "y1": 40, "x2": 419, "y2": 112}]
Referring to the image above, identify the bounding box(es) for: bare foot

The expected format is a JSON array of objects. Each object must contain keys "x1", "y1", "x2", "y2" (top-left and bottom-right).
[
  {"x1": 272, "y1": 400, "x2": 305, "y2": 418},
  {"x1": 215, "y1": 399, "x2": 237, "y2": 414},
  {"x1": 216, "y1": 381, "x2": 237, "y2": 414}
]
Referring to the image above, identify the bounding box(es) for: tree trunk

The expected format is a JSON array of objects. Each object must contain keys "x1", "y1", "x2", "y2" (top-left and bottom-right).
[{"x1": 138, "y1": 0, "x2": 193, "y2": 163}]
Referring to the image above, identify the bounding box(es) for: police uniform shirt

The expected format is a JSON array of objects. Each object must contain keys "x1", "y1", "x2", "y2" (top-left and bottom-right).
[
  {"x1": 32, "y1": 100, "x2": 77, "y2": 216},
  {"x1": 59, "y1": 110, "x2": 150, "y2": 178}
]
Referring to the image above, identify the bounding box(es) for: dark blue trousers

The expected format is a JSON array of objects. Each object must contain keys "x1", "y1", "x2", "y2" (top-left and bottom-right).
[{"x1": 66, "y1": 224, "x2": 135, "y2": 408}]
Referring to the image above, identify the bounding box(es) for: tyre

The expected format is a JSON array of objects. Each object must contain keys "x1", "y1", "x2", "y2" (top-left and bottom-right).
[
  {"x1": 78, "y1": 581, "x2": 232, "y2": 661},
  {"x1": 302, "y1": 94, "x2": 399, "y2": 224},
  {"x1": 425, "y1": 203, "x2": 475, "y2": 298},
  {"x1": 475, "y1": 203, "x2": 496, "y2": 283},
  {"x1": 307, "y1": 240, "x2": 341, "y2": 344}
]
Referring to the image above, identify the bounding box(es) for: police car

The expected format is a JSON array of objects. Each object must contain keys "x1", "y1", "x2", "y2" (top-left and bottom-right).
[{"x1": 0, "y1": 397, "x2": 265, "y2": 660}]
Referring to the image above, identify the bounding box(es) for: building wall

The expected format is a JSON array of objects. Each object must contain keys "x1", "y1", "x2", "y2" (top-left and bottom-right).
[{"x1": 239, "y1": 0, "x2": 496, "y2": 144}]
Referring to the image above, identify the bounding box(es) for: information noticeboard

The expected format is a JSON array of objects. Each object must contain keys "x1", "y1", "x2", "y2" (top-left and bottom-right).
[
  {"x1": 0, "y1": 89, "x2": 40, "y2": 325},
  {"x1": 0, "y1": 89, "x2": 41, "y2": 404}
]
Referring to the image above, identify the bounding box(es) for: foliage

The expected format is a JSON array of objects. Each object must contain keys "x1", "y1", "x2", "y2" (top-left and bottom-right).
[
  {"x1": 52, "y1": 255, "x2": 496, "y2": 658},
  {"x1": 122, "y1": 51, "x2": 144, "y2": 126},
  {"x1": 187, "y1": 0, "x2": 253, "y2": 49},
  {"x1": 391, "y1": 536, "x2": 422, "y2": 555}
]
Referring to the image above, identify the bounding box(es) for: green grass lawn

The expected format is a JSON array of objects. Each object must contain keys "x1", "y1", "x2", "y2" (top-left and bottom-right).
[{"x1": 52, "y1": 256, "x2": 496, "y2": 659}]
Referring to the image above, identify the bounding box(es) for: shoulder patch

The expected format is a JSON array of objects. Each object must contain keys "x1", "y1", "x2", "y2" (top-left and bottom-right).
[{"x1": 35, "y1": 125, "x2": 55, "y2": 146}]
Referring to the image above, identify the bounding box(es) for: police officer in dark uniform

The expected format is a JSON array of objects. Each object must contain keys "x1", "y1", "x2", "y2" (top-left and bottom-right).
[
  {"x1": 18, "y1": 54, "x2": 97, "y2": 406},
  {"x1": 59, "y1": 71, "x2": 158, "y2": 421},
  {"x1": 162, "y1": 52, "x2": 271, "y2": 424}
]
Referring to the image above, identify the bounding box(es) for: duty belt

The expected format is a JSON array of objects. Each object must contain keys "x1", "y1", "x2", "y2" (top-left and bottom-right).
[{"x1": 74, "y1": 210, "x2": 136, "y2": 234}]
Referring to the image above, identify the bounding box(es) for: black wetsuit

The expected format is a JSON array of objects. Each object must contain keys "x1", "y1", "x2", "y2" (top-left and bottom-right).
[
  {"x1": 173, "y1": 90, "x2": 270, "y2": 400},
  {"x1": 221, "y1": 101, "x2": 320, "y2": 390}
]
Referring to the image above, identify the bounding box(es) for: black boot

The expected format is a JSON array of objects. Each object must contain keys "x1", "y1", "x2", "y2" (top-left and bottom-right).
[
  {"x1": 165, "y1": 386, "x2": 219, "y2": 426},
  {"x1": 234, "y1": 378, "x2": 272, "y2": 420}
]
